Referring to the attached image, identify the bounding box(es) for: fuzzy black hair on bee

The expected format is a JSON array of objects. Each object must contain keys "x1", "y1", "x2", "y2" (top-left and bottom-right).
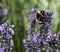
[{"x1": 36, "y1": 10, "x2": 45, "y2": 24}]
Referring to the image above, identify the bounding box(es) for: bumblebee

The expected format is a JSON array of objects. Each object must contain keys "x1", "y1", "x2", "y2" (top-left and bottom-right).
[{"x1": 36, "y1": 10, "x2": 45, "y2": 24}]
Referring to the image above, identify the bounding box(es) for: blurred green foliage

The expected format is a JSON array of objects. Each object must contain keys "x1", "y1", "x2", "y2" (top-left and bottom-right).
[{"x1": 2, "y1": 0, "x2": 60, "y2": 52}]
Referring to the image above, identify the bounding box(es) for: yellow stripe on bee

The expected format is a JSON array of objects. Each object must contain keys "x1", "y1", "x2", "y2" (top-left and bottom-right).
[{"x1": 37, "y1": 11, "x2": 43, "y2": 17}]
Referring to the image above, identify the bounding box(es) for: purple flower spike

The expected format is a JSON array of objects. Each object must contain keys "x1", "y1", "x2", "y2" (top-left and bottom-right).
[
  {"x1": 23, "y1": 8, "x2": 60, "y2": 52},
  {"x1": 0, "y1": 20, "x2": 14, "y2": 51},
  {"x1": 0, "y1": 3, "x2": 14, "y2": 52}
]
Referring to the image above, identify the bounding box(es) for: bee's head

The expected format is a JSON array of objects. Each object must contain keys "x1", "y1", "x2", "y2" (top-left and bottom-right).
[
  {"x1": 36, "y1": 10, "x2": 45, "y2": 24},
  {"x1": 36, "y1": 10, "x2": 44, "y2": 18},
  {"x1": 36, "y1": 10, "x2": 53, "y2": 18},
  {"x1": 36, "y1": 10, "x2": 53, "y2": 24}
]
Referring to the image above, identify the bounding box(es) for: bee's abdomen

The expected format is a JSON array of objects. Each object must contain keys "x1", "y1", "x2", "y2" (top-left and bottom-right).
[{"x1": 36, "y1": 12, "x2": 44, "y2": 24}]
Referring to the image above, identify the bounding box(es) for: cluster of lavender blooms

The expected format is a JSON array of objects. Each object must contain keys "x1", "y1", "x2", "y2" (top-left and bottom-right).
[
  {"x1": 0, "y1": 20, "x2": 14, "y2": 52},
  {"x1": 23, "y1": 8, "x2": 60, "y2": 52},
  {"x1": 0, "y1": 3, "x2": 14, "y2": 52}
]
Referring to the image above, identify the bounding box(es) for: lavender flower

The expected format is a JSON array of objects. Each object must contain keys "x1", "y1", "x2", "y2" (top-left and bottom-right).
[
  {"x1": 0, "y1": 20, "x2": 14, "y2": 52},
  {"x1": 23, "y1": 32, "x2": 41, "y2": 52},
  {"x1": 0, "y1": 3, "x2": 14, "y2": 52},
  {"x1": 28, "y1": 8, "x2": 36, "y2": 32},
  {"x1": 23, "y1": 8, "x2": 60, "y2": 52}
]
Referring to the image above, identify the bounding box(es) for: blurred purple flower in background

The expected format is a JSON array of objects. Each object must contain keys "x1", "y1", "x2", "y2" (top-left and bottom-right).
[
  {"x1": 0, "y1": 3, "x2": 8, "y2": 23},
  {"x1": 30, "y1": 8, "x2": 36, "y2": 13},
  {"x1": 3, "y1": 9, "x2": 8, "y2": 16}
]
